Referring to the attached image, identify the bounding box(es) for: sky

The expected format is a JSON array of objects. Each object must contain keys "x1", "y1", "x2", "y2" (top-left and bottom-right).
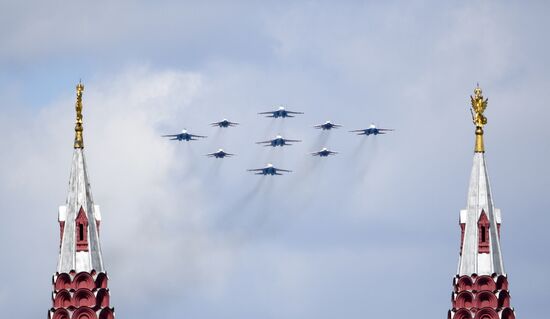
[{"x1": 0, "y1": 1, "x2": 549, "y2": 318}]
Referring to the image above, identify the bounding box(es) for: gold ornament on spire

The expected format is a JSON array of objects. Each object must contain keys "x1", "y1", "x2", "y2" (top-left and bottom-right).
[
  {"x1": 470, "y1": 84, "x2": 488, "y2": 153},
  {"x1": 74, "y1": 82, "x2": 85, "y2": 149}
]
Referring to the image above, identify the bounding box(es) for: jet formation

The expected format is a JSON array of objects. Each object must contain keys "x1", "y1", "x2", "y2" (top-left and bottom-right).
[{"x1": 162, "y1": 106, "x2": 394, "y2": 176}]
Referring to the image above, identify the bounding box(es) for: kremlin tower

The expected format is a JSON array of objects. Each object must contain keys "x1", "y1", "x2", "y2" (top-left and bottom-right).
[
  {"x1": 48, "y1": 83, "x2": 115, "y2": 319},
  {"x1": 448, "y1": 86, "x2": 516, "y2": 319}
]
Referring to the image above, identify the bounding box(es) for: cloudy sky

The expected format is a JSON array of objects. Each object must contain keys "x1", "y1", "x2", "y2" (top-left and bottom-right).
[{"x1": 0, "y1": 1, "x2": 549, "y2": 318}]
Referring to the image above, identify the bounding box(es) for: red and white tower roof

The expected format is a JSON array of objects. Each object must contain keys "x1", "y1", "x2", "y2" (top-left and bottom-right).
[
  {"x1": 57, "y1": 148, "x2": 104, "y2": 273},
  {"x1": 449, "y1": 86, "x2": 515, "y2": 319},
  {"x1": 458, "y1": 152, "x2": 504, "y2": 276}
]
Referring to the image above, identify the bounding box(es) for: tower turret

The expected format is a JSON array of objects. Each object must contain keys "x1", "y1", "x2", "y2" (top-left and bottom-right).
[
  {"x1": 448, "y1": 86, "x2": 515, "y2": 319},
  {"x1": 49, "y1": 83, "x2": 115, "y2": 319}
]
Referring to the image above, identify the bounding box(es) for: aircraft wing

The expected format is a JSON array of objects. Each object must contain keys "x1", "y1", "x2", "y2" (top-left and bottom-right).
[
  {"x1": 161, "y1": 134, "x2": 179, "y2": 137},
  {"x1": 258, "y1": 111, "x2": 274, "y2": 115},
  {"x1": 229, "y1": 122, "x2": 239, "y2": 126},
  {"x1": 378, "y1": 128, "x2": 395, "y2": 131},
  {"x1": 349, "y1": 129, "x2": 365, "y2": 132},
  {"x1": 256, "y1": 140, "x2": 272, "y2": 144},
  {"x1": 311, "y1": 152, "x2": 321, "y2": 156},
  {"x1": 210, "y1": 122, "x2": 221, "y2": 126},
  {"x1": 225, "y1": 153, "x2": 235, "y2": 156},
  {"x1": 277, "y1": 168, "x2": 292, "y2": 173},
  {"x1": 314, "y1": 125, "x2": 323, "y2": 129},
  {"x1": 247, "y1": 168, "x2": 264, "y2": 172},
  {"x1": 333, "y1": 124, "x2": 342, "y2": 128},
  {"x1": 286, "y1": 111, "x2": 304, "y2": 114},
  {"x1": 285, "y1": 139, "x2": 302, "y2": 142},
  {"x1": 206, "y1": 153, "x2": 216, "y2": 157},
  {"x1": 189, "y1": 134, "x2": 207, "y2": 138}
]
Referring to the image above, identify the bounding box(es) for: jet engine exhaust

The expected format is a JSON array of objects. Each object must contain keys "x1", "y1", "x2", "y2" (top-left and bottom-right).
[{"x1": 313, "y1": 131, "x2": 331, "y2": 150}]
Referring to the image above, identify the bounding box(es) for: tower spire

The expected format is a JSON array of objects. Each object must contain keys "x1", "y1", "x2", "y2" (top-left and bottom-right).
[
  {"x1": 470, "y1": 84, "x2": 488, "y2": 153},
  {"x1": 74, "y1": 81, "x2": 84, "y2": 149},
  {"x1": 49, "y1": 83, "x2": 115, "y2": 319},
  {"x1": 448, "y1": 87, "x2": 515, "y2": 319}
]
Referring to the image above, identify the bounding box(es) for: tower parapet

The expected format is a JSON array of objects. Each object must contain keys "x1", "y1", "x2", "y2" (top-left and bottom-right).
[
  {"x1": 49, "y1": 83, "x2": 115, "y2": 319},
  {"x1": 448, "y1": 86, "x2": 515, "y2": 319}
]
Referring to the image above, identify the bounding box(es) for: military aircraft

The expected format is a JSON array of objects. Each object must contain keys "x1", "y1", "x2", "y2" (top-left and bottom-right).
[
  {"x1": 256, "y1": 135, "x2": 302, "y2": 147},
  {"x1": 162, "y1": 129, "x2": 207, "y2": 141},
  {"x1": 259, "y1": 106, "x2": 304, "y2": 118},
  {"x1": 314, "y1": 121, "x2": 342, "y2": 130},
  {"x1": 350, "y1": 124, "x2": 394, "y2": 136},
  {"x1": 210, "y1": 119, "x2": 239, "y2": 128},
  {"x1": 206, "y1": 149, "x2": 235, "y2": 158},
  {"x1": 311, "y1": 148, "x2": 338, "y2": 157},
  {"x1": 247, "y1": 163, "x2": 292, "y2": 176}
]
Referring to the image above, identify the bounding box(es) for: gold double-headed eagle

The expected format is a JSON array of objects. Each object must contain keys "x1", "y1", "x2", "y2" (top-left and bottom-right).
[
  {"x1": 74, "y1": 82, "x2": 84, "y2": 149},
  {"x1": 470, "y1": 85, "x2": 488, "y2": 153}
]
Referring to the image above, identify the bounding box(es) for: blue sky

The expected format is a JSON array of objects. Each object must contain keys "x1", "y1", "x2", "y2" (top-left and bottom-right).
[{"x1": 0, "y1": 1, "x2": 549, "y2": 318}]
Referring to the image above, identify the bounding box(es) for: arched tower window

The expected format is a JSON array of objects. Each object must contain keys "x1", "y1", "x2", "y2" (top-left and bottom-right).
[
  {"x1": 75, "y1": 207, "x2": 89, "y2": 252},
  {"x1": 478, "y1": 210, "x2": 490, "y2": 254}
]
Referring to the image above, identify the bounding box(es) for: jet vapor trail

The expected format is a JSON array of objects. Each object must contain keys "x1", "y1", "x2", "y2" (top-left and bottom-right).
[
  {"x1": 207, "y1": 160, "x2": 223, "y2": 179},
  {"x1": 356, "y1": 137, "x2": 378, "y2": 178},
  {"x1": 313, "y1": 131, "x2": 331, "y2": 150},
  {"x1": 217, "y1": 177, "x2": 266, "y2": 231},
  {"x1": 351, "y1": 134, "x2": 368, "y2": 158},
  {"x1": 263, "y1": 118, "x2": 277, "y2": 136}
]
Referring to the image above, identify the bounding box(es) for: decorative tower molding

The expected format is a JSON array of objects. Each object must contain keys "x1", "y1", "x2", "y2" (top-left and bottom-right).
[
  {"x1": 49, "y1": 83, "x2": 115, "y2": 319},
  {"x1": 448, "y1": 86, "x2": 515, "y2": 319}
]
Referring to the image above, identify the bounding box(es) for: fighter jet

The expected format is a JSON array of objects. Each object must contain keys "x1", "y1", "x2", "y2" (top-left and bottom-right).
[
  {"x1": 350, "y1": 123, "x2": 394, "y2": 136},
  {"x1": 314, "y1": 121, "x2": 342, "y2": 130},
  {"x1": 206, "y1": 149, "x2": 235, "y2": 158},
  {"x1": 311, "y1": 148, "x2": 338, "y2": 157},
  {"x1": 210, "y1": 119, "x2": 239, "y2": 128},
  {"x1": 256, "y1": 135, "x2": 302, "y2": 147},
  {"x1": 259, "y1": 106, "x2": 304, "y2": 118},
  {"x1": 162, "y1": 129, "x2": 207, "y2": 141},
  {"x1": 247, "y1": 163, "x2": 292, "y2": 176}
]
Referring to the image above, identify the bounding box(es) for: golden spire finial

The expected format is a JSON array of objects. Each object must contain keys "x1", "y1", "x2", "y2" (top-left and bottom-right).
[
  {"x1": 470, "y1": 84, "x2": 488, "y2": 153},
  {"x1": 74, "y1": 81, "x2": 85, "y2": 149}
]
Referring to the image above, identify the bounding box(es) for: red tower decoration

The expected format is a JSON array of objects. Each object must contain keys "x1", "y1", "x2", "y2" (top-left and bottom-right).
[
  {"x1": 448, "y1": 86, "x2": 515, "y2": 319},
  {"x1": 49, "y1": 83, "x2": 115, "y2": 319}
]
